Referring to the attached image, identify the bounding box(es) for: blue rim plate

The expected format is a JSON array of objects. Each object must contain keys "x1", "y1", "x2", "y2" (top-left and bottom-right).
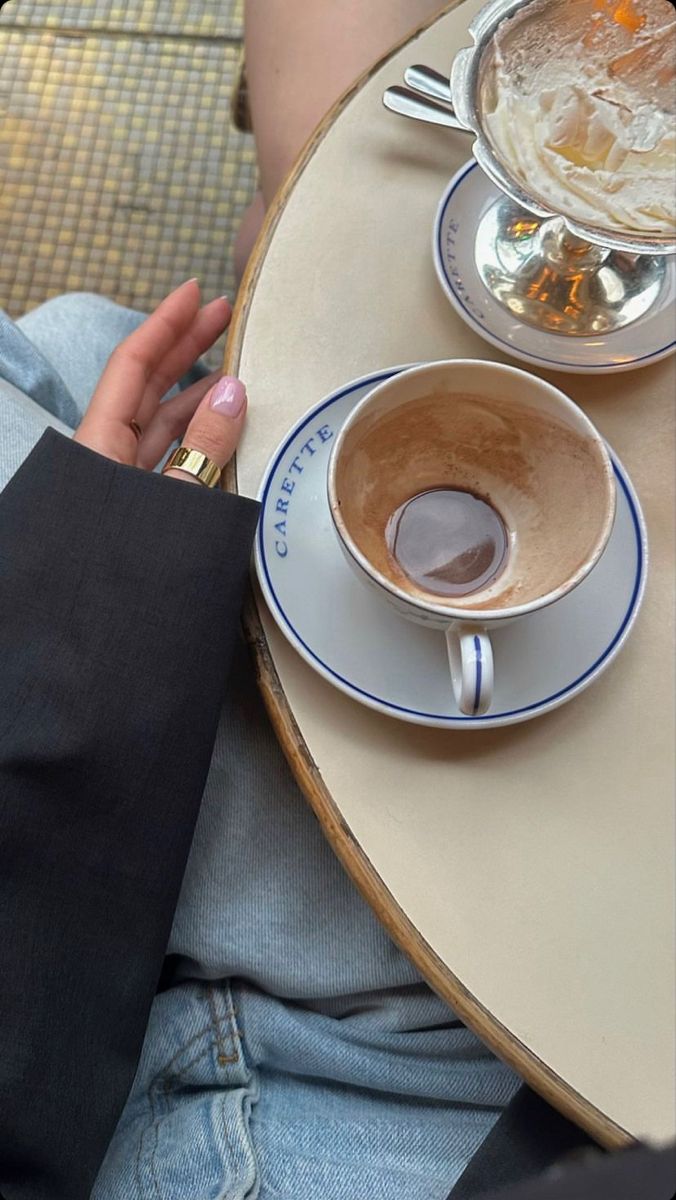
[
  {"x1": 433, "y1": 160, "x2": 676, "y2": 376},
  {"x1": 254, "y1": 368, "x2": 648, "y2": 729}
]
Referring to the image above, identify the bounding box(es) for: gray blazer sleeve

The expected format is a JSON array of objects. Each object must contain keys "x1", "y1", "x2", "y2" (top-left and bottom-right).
[{"x1": 0, "y1": 429, "x2": 259, "y2": 1200}]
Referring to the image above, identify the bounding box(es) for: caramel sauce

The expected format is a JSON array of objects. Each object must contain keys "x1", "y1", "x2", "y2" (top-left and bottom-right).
[{"x1": 609, "y1": 1, "x2": 646, "y2": 33}]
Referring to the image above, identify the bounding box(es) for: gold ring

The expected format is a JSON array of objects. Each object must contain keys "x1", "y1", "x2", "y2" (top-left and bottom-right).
[
  {"x1": 130, "y1": 419, "x2": 144, "y2": 441},
  {"x1": 162, "y1": 446, "x2": 221, "y2": 489}
]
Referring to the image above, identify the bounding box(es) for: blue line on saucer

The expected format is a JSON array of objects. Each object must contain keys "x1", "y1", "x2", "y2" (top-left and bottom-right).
[
  {"x1": 258, "y1": 371, "x2": 645, "y2": 723},
  {"x1": 436, "y1": 161, "x2": 676, "y2": 371},
  {"x1": 472, "y1": 635, "x2": 482, "y2": 716}
]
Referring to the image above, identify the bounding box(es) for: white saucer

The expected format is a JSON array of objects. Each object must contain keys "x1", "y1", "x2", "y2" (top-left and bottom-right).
[
  {"x1": 433, "y1": 161, "x2": 676, "y2": 375},
  {"x1": 254, "y1": 369, "x2": 648, "y2": 729}
]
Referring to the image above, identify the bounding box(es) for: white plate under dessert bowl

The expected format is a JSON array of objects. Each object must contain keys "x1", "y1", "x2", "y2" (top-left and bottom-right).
[{"x1": 433, "y1": 161, "x2": 676, "y2": 375}]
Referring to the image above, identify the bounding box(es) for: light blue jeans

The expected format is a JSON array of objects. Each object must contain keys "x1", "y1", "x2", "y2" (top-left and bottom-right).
[{"x1": 0, "y1": 296, "x2": 519, "y2": 1200}]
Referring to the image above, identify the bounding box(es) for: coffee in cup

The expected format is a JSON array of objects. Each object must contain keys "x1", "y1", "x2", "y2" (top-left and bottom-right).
[{"x1": 328, "y1": 360, "x2": 615, "y2": 715}]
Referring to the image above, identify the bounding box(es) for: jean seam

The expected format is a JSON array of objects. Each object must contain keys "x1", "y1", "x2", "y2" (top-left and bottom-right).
[
  {"x1": 145, "y1": 1043, "x2": 216, "y2": 1200},
  {"x1": 149, "y1": 1021, "x2": 212, "y2": 1079},
  {"x1": 208, "y1": 983, "x2": 240, "y2": 1066},
  {"x1": 132, "y1": 995, "x2": 235, "y2": 1199},
  {"x1": 148, "y1": 1079, "x2": 162, "y2": 1200},
  {"x1": 228, "y1": 986, "x2": 256, "y2": 1075},
  {"x1": 143, "y1": 1046, "x2": 258, "y2": 1199},
  {"x1": 133, "y1": 1072, "x2": 162, "y2": 1200},
  {"x1": 145, "y1": 992, "x2": 238, "y2": 1088},
  {"x1": 217, "y1": 985, "x2": 260, "y2": 1199},
  {"x1": 217, "y1": 1059, "x2": 261, "y2": 1200},
  {"x1": 128, "y1": 987, "x2": 261, "y2": 1198}
]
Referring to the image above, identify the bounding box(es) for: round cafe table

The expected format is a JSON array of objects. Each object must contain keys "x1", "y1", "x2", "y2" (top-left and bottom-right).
[{"x1": 225, "y1": 0, "x2": 676, "y2": 1149}]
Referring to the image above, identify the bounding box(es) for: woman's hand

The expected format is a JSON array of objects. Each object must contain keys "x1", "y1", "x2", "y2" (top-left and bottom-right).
[{"x1": 75, "y1": 279, "x2": 247, "y2": 484}]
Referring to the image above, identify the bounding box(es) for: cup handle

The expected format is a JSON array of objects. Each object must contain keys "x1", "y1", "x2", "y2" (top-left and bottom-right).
[{"x1": 445, "y1": 625, "x2": 494, "y2": 716}]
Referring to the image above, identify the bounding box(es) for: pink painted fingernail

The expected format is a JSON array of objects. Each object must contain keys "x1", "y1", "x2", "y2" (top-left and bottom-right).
[{"x1": 209, "y1": 376, "x2": 246, "y2": 417}]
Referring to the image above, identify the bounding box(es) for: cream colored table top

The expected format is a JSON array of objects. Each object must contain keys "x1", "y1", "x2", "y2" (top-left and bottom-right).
[{"x1": 226, "y1": 0, "x2": 676, "y2": 1147}]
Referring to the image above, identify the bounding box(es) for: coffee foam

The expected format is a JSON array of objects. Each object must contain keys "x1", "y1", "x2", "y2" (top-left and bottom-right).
[{"x1": 334, "y1": 391, "x2": 613, "y2": 610}]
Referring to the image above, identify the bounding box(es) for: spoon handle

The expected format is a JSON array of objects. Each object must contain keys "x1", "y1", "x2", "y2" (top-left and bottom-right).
[
  {"x1": 382, "y1": 86, "x2": 469, "y2": 132},
  {"x1": 404, "y1": 64, "x2": 454, "y2": 108}
]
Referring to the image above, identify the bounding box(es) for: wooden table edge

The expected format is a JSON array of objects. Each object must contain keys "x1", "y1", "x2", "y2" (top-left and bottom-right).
[{"x1": 224, "y1": 1, "x2": 632, "y2": 1150}]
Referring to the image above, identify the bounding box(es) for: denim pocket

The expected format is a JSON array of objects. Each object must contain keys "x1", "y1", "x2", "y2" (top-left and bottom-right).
[{"x1": 92, "y1": 983, "x2": 260, "y2": 1200}]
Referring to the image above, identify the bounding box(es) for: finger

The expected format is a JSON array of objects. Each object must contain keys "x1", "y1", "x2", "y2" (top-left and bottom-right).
[
  {"x1": 163, "y1": 375, "x2": 247, "y2": 486},
  {"x1": 136, "y1": 370, "x2": 222, "y2": 469},
  {"x1": 85, "y1": 279, "x2": 201, "y2": 428},
  {"x1": 135, "y1": 296, "x2": 231, "y2": 430}
]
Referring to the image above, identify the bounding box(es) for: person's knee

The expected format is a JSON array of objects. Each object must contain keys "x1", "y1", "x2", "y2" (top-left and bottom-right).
[
  {"x1": 16, "y1": 292, "x2": 147, "y2": 417},
  {"x1": 50, "y1": 291, "x2": 102, "y2": 306},
  {"x1": 18, "y1": 292, "x2": 120, "y2": 335},
  {"x1": 233, "y1": 191, "x2": 266, "y2": 281},
  {"x1": 51, "y1": 292, "x2": 131, "y2": 319},
  {"x1": 33, "y1": 291, "x2": 104, "y2": 314}
]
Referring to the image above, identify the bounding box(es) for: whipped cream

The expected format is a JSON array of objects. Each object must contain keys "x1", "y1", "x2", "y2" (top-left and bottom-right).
[{"x1": 481, "y1": 0, "x2": 676, "y2": 237}]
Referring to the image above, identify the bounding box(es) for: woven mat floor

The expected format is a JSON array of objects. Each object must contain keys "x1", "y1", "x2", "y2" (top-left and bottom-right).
[{"x1": 0, "y1": 0, "x2": 257, "y2": 366}]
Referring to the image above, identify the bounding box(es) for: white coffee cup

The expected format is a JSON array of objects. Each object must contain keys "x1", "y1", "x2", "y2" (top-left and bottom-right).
[{"x1": 327, "y1": 360, "x2": 616, "y2": 715}]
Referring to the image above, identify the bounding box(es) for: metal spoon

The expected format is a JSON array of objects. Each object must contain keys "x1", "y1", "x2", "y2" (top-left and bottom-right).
[
  {"x1": 403, "y1": 64, "x2": 454, "y2": 108},
  {"x1": 382, "y1": 86, "x2": 469, "y2": 131}
]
